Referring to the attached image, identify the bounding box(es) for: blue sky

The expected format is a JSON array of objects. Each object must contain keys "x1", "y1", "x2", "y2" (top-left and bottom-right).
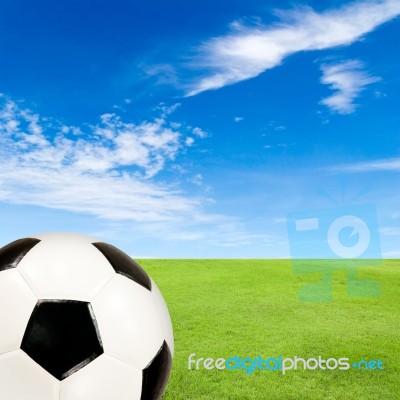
[{"x1": 0, "y1": 0, "x2": 399, "y2": 257}]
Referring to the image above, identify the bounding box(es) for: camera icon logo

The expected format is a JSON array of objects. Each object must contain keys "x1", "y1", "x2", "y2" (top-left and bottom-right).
[
  {"x1": 327, "y1": 215, "x2": 370, "y2": 259},
  {"x1": 287, "y1": 204, "x2": 381, "y2": 301}
]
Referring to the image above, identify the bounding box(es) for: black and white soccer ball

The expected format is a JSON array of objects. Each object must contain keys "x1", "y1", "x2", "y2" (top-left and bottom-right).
[{"x1": 0, "y1": 233, "x2": 174, "y2": 400}]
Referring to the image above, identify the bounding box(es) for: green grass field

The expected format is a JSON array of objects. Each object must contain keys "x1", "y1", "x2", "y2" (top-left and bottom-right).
[{"x1": 140, "y1": 259, "x2": 400, "y2": 400}]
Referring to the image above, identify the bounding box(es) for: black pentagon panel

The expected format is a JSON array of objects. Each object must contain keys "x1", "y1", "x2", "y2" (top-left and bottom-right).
[
  {"x1": 21, "y1": 300, "x2": 103, "y2": 380},
  {"x1": 92, "y1": 242, "x2": 151, "y2": 291},
  {"x1": 141, "y1": 341, "x2": 172, "y2": 400},
  {"x1": 0, "y1": 238, "x2": 40, "y2": 272}
]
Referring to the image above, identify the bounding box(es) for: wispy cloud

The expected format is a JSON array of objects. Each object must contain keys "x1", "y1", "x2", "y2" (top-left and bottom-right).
[
  {"x1": 136, "y1": 220, "x2": 284, "y2": 248},
  {"x1": 0, "y1": 95, "x2": 277, "y2": 249},
  {"x1": 186, "y1": 0, "x2": 400, "y2": 96},
  {"x1": 331, "y1": 158, "x2": 400, "y2": 172},
  {"x1": 320, "y1": 60, "x2": 380, "y2": 113},
  {"x1": 268, "y1": 121, "x2": 286, "y2": 131},
  {"x1": 383, "y1": 250, "x2": 400, "y2": 257},
  {"x1": 380, "y1": 226, "x2": 400, "y2": 236},
  {"x1": 0, "y1": 95, "x2": 203, "y2": 222},
  {"x1": 191, "y1": 126, "x2": 208, "y2": 138}
]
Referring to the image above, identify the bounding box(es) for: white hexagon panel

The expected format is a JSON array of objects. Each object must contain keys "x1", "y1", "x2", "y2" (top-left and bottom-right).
[
  {"x1": 60, "y1": 355, "x2": 142, "y2": 400},
  {"x1": 91, "y1": 274, "x2": 164, "y2": 370},
  {"x1": 17, "y1": 233, "x2": 114, "y2": 301},
  {"x1": 0, "y1": 269, "x2": 37, "y2": 354},
  {"x1": 0, "y1": 233, "x2": 174, "y2": 400},
  {"x1": 151, "y1": 279, "x2": 174, "y2": 356},
  {"x1": 0, "y1": 350, "x2": 59, "y2": 400}
]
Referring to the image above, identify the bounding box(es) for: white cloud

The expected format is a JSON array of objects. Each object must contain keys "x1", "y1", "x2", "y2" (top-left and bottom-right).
[
  {"x1": 189, "y1": 173, "x2": 203, "y2": 186},
  {"x1": 139, "y1": 220, "x2": 283, "y2": 248},
  {"x1": 268, "y1": 121, "x2": 286, "y2": 131},
  {"x1": 0, "y1": 96, "x2": 203, "y2": 222},
  {"x1": 320, "y1": 60, "x2": 380, "y2": 113},
  {"x1": 379, "y1": 227, "x2": 400, "y2": 236},
  {"x1": 383, "y1": 250, "x2": 400, "y2": 257},
  {"x1": 234, "y1": 116, "x2": 244, "y2": 122},
  {"x1": 0, "y1": 95, "x2": 277, "y2": 250},
  {"x1": 204, "y1": 225, "x2": 283, "y2": 248},
  {"x1": 192, "y1": 126, "x2": 208, "y2": 138},
  {"x1": 186, "y1": 0, "x2": 400, "y2": 96},
  {"x1": 142, "y1": 63, "x2": 179, "y2": 86},
  {"x1": 185, "y1": 136, "x2": 195, "y2": 146},
  {"x1": 261, "y1": 121, "x2": 287, "y2": 135},
  {"x1": 156, "y1": 102, "x2": 181, "y2": 118},
  {"x1": 331, "y1": 158, "x2": 400, "y2": 172}
]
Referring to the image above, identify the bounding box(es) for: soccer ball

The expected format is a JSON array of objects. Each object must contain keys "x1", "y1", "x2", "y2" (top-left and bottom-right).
[{"x1": 0, "y1": 233, "x2": 174, "y2": 400}]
